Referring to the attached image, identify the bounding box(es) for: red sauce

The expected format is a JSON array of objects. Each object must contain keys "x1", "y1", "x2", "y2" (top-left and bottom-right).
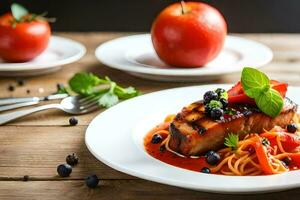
[{"x1": 144, "y1": 131, "x2": 209, "y2": 172}]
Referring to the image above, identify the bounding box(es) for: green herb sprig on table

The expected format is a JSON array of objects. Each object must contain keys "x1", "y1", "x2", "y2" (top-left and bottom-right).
[
  {"x1": 241, "y1": 67, "x2": 284, "y2": 118},
  {"x1": 224, "y1": 133, "x2": 239, "y2": 150},
  {"x1": 57, "y1": 72, "x2": 140, "y2": 108}
]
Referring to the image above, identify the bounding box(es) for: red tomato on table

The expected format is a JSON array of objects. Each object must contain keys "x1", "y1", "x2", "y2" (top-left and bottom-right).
[
  {"x1": 151, "y1": 2, "x2": 227, "y2": 68},
  {"x1": 0, "y1": 13, "x2": 51, "y2": 62}
]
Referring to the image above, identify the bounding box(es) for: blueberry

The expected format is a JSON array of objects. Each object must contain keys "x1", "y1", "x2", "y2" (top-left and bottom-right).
[
  {"x1": 204, "y1": 105, "x2": 211, "y2": 116},
  {"x1": 220, "y1": 98, "x2": 228, "y2": 108},
  {"x1": 200, "y1": 167, "x2": 211, "y2": 173},
  {"x1": 205, "y1": 151, "x2": 221, "y2": 165},
  {"x1": 282, "y1": 157, "x2": 292, "y2": 166},
  {"x1": 69, "y1": 117, "x2": 78, "y2": 126},
  {"x1": 66, "y1": 153, "x2": 79, "y2": 166},
  {"x1": 151, "y1": 134, "x2": 162, "y2": 144},
  {"x1": 215, "y1": 88, "x2": 225, "y2": 96},
  {"x1": 203, "y1": 91, "x2": 218, "y2": 104},
  {"x1": 57, "y1": 164, "x2": 72, "y2": 177},
  {"x1": 210, "y1": 107, "x2": 224, "y2": 120},
  {"x1": 287, "y1": 123, "x2": 298, "y2": 133},
  {"x1": 85, "y1": 175, "x2": 99, "y2": 188}
]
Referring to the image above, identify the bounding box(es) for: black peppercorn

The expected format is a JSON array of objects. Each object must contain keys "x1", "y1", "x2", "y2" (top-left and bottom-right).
[{"x1": 66, "y1": 153, "x2": 79, "y2": 166}]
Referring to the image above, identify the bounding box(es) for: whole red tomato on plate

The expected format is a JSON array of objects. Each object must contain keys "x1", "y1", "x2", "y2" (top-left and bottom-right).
[
  {"x1": 0, "y1": 4, "x2": 52, "y2": 62},
  {"x1": 151, "y1": 1, "x2": 227, "y2": 68}
]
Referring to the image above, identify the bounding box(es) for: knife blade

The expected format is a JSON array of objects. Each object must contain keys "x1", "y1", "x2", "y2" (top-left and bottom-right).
[{"x1": 0, "y1": 93, "x2": 68, "y2": 106}]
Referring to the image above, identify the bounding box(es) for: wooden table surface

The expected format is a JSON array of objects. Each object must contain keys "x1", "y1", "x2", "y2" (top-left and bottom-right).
[{"x1": 0, "y1": 32, "x2": 300, "y2": 200}]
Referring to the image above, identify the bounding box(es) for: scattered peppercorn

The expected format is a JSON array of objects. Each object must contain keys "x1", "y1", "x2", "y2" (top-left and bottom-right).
[
  {"x1": 151, "y1": 134, "x2": 162, "y2": 144},
  {"x1": 23, "y1": 175, "x2": 29, "y2": 181},
  {"x1": 200, "y1": 167, "x2": 211, "y2": 174},
  {"x1": 85, "y1": 175, "x2": 99, "y2": 188},
  {"x1": 69, "y1": 117, "x2": 78, "y2": 126},
  {"x1": 8, "y1": 85, "x2": 15, "y2": 92},
  {"x1": 57, "y1": 164, "x2": 72, "y2": 177},
  {"x1": 17, "y1": 79, "x2": 25, "y2": 86},
  {"x1": 66, "y1": 153, "x2": 79, "y2": 166},
  {"x1": 287, "y1": 123, "x2": 298, "y2": 133},
  {"x1": 26, "y1": 89, "x2": 31, "y2": 94}
]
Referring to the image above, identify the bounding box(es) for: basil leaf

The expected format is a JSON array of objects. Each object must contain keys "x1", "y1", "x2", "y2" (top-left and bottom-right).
[
  {"x1": 255, "y1": 89, "x2": 284, "y2": 118},
  {"x1": 98, "y1": 92, "x2": 119, "y2": 108},
  {"x1": 69, "y1": 73, "x2": 103, "y2": 95},
  {"x1": 241, "y1": 67, "x2": 269, "y2": 91},
  {"x1": 11, "y1": 3, "x2": 29, "y2": 21}
]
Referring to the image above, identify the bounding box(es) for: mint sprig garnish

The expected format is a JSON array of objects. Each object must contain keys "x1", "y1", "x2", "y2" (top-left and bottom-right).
[
  {"x1": 241, "y1": 67, "x2": 284, "y2": 118},
  {"x1": 60, "y1": 72, "x2": 140, "y2": 108}
]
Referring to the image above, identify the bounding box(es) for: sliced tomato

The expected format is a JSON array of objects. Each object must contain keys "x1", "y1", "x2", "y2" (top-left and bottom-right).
[{"x1": 227, "y1": 80, "x2": 288, "y2": 104}]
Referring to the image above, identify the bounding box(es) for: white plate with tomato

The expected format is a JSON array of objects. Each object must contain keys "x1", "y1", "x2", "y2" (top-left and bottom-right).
[
  {"x1": 86, "y1": 68, "x2": 300, "y2": 193},
  {"x1": 0, "y1": 4, "x2": 86, "y2": 76},
  {"x1": 95, "y1": 2, "x2": 273, "y2": 82}
]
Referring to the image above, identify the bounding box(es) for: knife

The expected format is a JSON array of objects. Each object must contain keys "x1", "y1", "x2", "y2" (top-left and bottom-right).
[{"x1": 0, "y1": 93, "x2": 68, "y2": 106}]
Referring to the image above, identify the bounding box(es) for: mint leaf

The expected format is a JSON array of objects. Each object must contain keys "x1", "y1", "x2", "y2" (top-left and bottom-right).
[
  {"x1": 11, "y1": 3, "x2": 28, "y2": 21},
  {"x1": 256, "y1": 89, "x2": 284, "y2": 118},
  {"x1": 69, "y1": 73, "x2": 103, "y2": 95},
  {"x1": 241, "y1": 67, "x2": 269, "y2": 92},
  {"x1": 98, "y1": 92, "x2": 119, "y2": 108}
]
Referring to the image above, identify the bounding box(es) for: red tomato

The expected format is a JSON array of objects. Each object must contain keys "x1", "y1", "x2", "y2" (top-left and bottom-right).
[
  {"x1": 227, "y1": 80, "x2": 288, "y2": 104},
  {"x1": 0, "y1": 13, "x2": 51, "y2": 62},
  {"x1": 151, "y1": 2, "x2": 227, "y2": 68}
]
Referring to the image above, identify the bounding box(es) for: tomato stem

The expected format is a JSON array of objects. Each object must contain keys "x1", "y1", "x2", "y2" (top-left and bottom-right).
[{"x1": 180, "y1": 1, "x2": 186, "y2": 15}]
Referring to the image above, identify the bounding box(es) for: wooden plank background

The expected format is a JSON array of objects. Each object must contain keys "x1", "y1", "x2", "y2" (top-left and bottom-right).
[{"x1": 0, "y1": 33, "x2": 300, "y2": 199}]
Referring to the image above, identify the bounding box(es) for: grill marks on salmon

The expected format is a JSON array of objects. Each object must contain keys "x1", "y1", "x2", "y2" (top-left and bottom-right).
[{"x1": 168, "y1": 98, "x2": 298, "y2": 156}]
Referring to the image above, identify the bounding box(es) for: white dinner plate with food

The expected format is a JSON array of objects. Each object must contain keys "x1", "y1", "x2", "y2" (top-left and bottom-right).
[
  {"x1": 95, "y1": 34, "x2": 273, "y2": 82},
  {"x1": 0, "y1": 36, "x2": 86, "y2": 76},
  {"x1": 85, "y1": 82, "x2": 300, "y2": 193}
]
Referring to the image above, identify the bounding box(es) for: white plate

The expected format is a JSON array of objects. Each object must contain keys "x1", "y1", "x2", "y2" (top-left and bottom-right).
[
  {"x1": 0, "y1": 36, "x2": 86, "y2": 76},
  {"x1": 95, "y1": 34, "x2": 273, "y2": 82},
  {"x1": 85, "y1": 84, "x2": 300, "y2": 194}
]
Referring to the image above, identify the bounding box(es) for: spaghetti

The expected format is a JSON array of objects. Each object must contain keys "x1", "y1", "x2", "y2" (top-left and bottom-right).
[{"x1": 144, "y1": 115, "x2": 300, "y2": 176}]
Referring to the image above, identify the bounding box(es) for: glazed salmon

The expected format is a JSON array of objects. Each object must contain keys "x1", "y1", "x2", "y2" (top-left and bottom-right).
[{"x1": 168, "y1": 98, "x2": 298, "y2": 156}]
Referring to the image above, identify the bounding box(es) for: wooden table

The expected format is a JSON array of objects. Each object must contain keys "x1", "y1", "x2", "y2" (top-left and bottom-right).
[{"x1": 0, "y1": 33, "x2": 300, "y2": 200}]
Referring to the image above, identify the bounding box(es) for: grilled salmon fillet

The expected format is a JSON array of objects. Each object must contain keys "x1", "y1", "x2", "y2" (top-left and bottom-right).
[{"x1": 168, "y1": 98, "x2": 298, "y2": 156}]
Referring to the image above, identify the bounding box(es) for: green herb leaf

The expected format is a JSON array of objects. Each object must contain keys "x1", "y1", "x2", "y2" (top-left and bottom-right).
[
  {"x1": 241, "y1": 67, "x2": 269, "y2": 92},
  {"x1": 224, "y1": 133, "x2": 239, "y2": 150},
  {"x1": 256, "y1": 89, "x2": 284, "y2": 118},
  {"x1": 69, "y1": 73, "x2": 103, "y2": 95},
  {"x1": 98, "y1": 92, "x2": 119, "y2": 108},
  {"x1": 114, "y1": 86, "x2": 140, "y2": 99},
  {"x1": 11, "y1": 3, "x2": 29, "y2": 21},
  {"x1": 208, "y1": 100, "x2": 223, "y2": 108},
  {"x1": 241, "y1": 67, "x2": 284, "y2": 118}
]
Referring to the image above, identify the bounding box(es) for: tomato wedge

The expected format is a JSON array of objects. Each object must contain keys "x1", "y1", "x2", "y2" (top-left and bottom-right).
[{"x1": 227, "y1": 80, "x2": 288, "y2": 104}]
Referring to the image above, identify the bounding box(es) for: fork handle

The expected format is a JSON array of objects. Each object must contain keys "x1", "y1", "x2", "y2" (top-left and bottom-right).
[{"x1": 0, "y1": 104, "x2": 62, "y2": 125}]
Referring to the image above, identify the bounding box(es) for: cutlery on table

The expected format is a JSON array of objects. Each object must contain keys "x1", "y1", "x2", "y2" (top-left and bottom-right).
[
  {"x1": 0, "y1": 95, "x2": 99, "y2": 125},
  {"x1": 0, "y1": 93, "x2": 68, "y2": 106}
]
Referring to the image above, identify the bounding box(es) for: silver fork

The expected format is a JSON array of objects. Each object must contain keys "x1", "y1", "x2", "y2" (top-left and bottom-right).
[{"x1": 0, "y1": 95, "x2": 99, "y2": 125}]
